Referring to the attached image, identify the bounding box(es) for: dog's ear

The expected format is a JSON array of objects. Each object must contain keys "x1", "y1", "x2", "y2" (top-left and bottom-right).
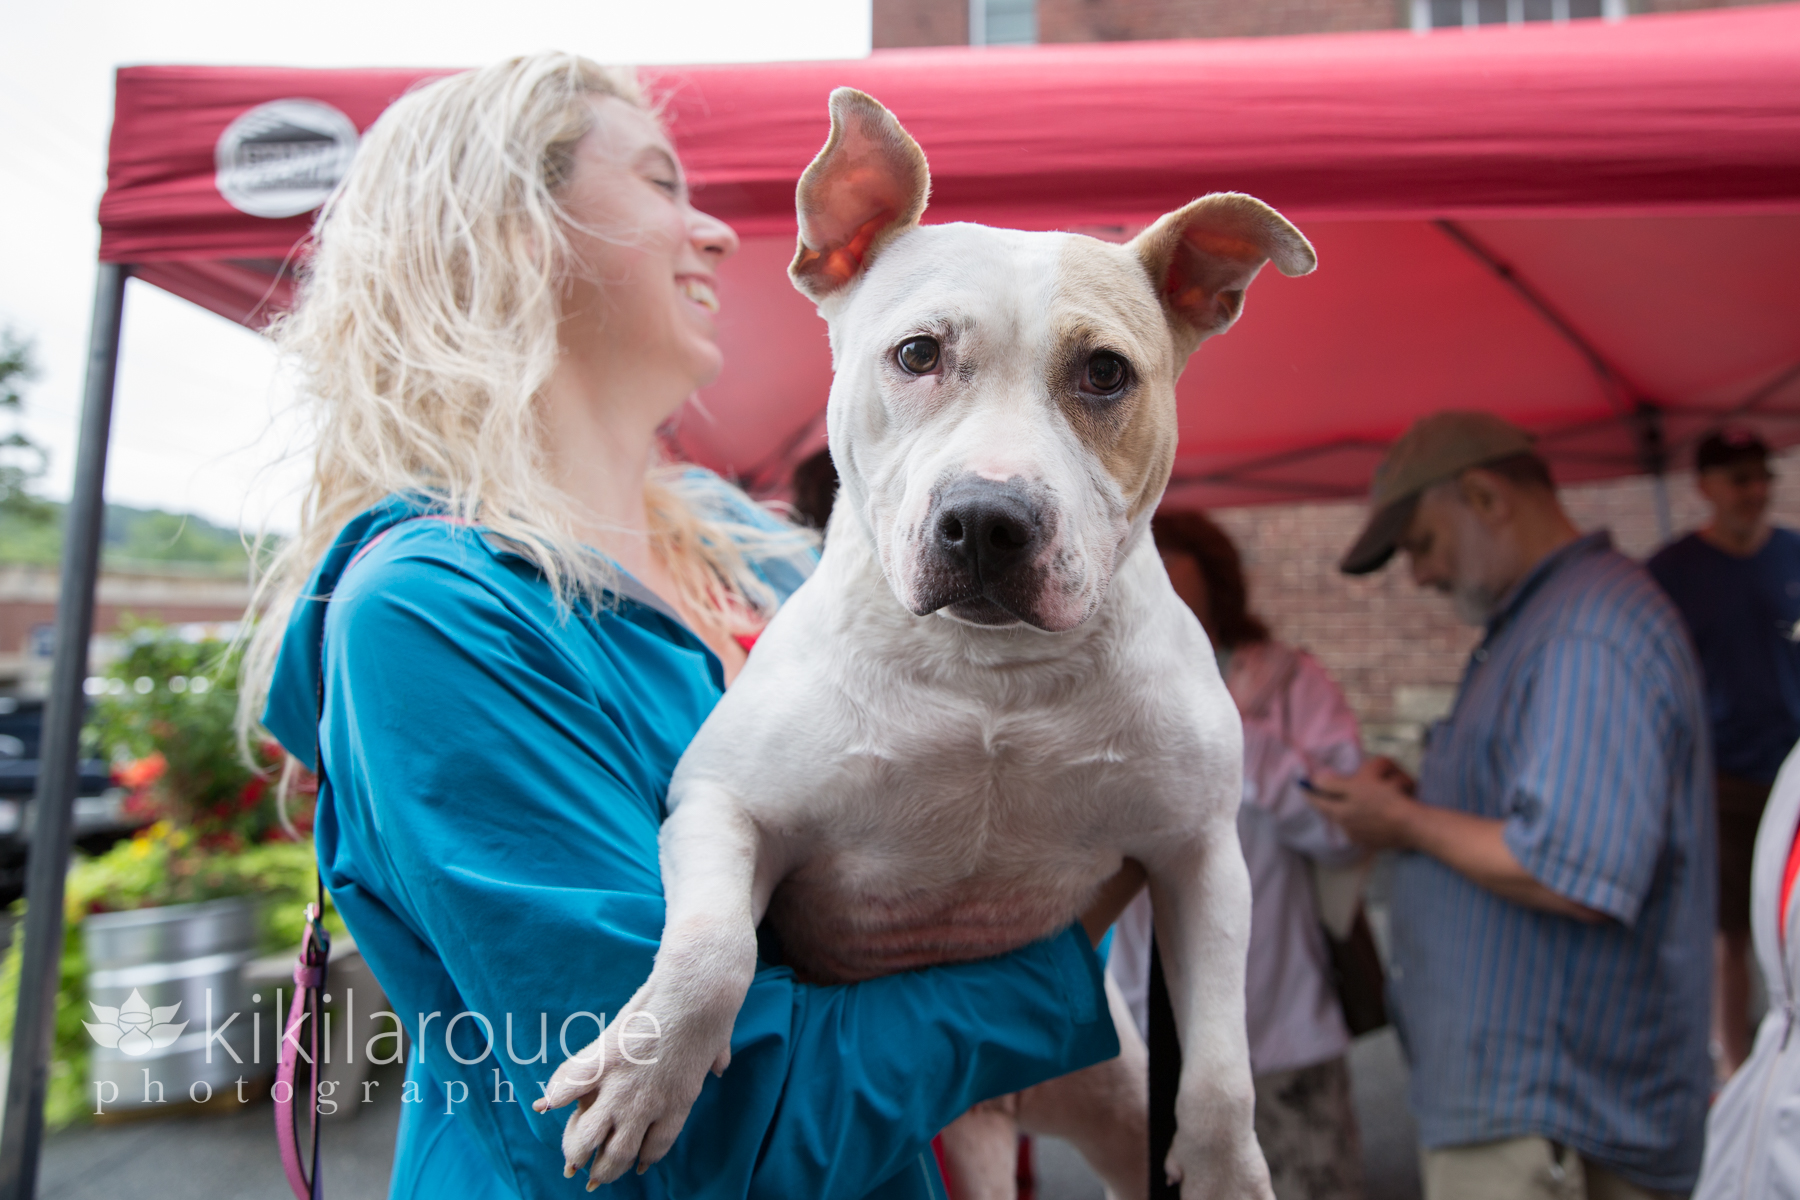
[
  {"x1": 790, "y1": 88, "x2": 930, "y2": 305},
  {"x1": 1130, "y1": 193, "x2": 1316, "y2": 356}
]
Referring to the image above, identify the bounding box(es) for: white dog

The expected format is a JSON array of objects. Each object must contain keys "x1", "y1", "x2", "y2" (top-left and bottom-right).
[{"x1": 538, "y1": 89, "x2": 1316, "y2": 1198}]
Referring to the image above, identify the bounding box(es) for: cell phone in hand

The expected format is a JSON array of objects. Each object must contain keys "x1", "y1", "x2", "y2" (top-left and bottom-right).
[{"x1": 1298, "y1": 778, "x2": 1346, "y2": 800}]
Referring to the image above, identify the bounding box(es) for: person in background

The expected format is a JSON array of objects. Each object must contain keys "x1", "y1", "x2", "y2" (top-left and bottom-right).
[
  {"x1": 789, "y1": 446, "x2": 838, "y2": 534},
  {"x1": 1109, "y1": 509, "x2": 1368, "y2": 1200},
  {"x1": 1647, "y1": 427, "x2": 1800, "y2": 1077},
  {"x1": 1309, "y1": 411, "x2": 1713, "y2": 1200},
  {"x1": 1692, "y1": 739, "x2": 1800, "y2": 1199}
]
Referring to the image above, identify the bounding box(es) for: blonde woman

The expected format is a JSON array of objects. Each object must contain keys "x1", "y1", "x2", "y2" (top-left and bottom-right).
[{"x1": 245, "y1": 55, "x2": 1122, "y2": 1200}]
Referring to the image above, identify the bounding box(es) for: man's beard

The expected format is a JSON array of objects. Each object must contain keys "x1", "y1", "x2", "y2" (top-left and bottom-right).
[
  {"x1": 1441, "y1": 507, "x2": 1504, "y2": 626},
  {"x1": 1450, "y1": 580, "x2": 1502, "y2": 626}
]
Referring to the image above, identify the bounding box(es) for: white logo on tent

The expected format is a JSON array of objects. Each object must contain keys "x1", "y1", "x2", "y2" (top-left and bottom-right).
[{"x1": 215, "y1": 98, "x2": 358, "y2": 219}]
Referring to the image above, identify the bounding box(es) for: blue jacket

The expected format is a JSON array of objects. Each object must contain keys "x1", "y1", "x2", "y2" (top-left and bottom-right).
[{"x1": 262, "y1": 493, "x2": 1118, "y2": 1200}]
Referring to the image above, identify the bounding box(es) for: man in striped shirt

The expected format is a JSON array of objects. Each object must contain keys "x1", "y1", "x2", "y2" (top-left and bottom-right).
[{"x1": 1308, "y1": 412, "x2": 1713, "y2": 1200}]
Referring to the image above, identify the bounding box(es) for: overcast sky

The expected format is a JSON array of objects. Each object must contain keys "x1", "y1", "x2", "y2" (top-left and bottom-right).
[{"x1": 0, "y1": 1, "x2": 870, "y2": 537}]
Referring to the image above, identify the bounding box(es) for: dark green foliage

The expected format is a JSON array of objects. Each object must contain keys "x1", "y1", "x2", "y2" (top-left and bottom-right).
[
  {"x1": 99, "y1": 505, "x2": 254, "y2": 572},
  {"x1": 0, "y1": 503, "x2": 254, "y2": 574}
]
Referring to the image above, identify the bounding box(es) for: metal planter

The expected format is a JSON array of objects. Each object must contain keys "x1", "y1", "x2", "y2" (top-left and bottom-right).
[{"x1": 82, "y1": 896, "x2": 256, "y2": 1109}]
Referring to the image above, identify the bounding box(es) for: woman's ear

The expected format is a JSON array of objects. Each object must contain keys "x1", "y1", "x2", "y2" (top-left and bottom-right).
[
  {"x1": 1130, "y1": 192, "x2": 1315, "y2": 358},
  {"x1": 789, "y1": 88, "x2": 931, "y2": 305}
]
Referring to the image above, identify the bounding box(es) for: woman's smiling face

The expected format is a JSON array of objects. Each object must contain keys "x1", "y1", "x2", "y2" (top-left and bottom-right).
[{"x1": 556, "y1": 95, "x2": 740, "y2": 419}]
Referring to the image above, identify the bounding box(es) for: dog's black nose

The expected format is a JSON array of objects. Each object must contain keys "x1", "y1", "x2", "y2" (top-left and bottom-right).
[{"x1": 934, "y1": 480, "x2": 1041, "y2": 579}]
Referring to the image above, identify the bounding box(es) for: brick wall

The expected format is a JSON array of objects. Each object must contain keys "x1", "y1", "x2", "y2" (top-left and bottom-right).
[
  {"x1": 0, "y1": 566, "x2": 250, "y2": 695},
  {"x1": 873, "y1": 0, "x2": 1789, "y2": 48},
  {"x1": 1206, "y1": 448, "x2": 1800, "y2": 756},
  {"x1": 875, "y1": 0, "x2": 971, "y2": 46},
  {"x1": 1631, "y1": 0, "x2": 1791, "y2": 12},
  {"x1": 1037, "y1": 0, "x2": 1401, "y2": 41}
]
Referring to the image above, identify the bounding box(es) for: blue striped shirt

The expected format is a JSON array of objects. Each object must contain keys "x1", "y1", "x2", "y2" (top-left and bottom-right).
[{"x1": 1388, "y1": 531, "x2": 1715, "y2": 1192}]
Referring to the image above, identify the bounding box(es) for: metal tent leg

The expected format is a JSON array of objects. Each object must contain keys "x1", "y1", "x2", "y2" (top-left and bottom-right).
[
  {"x1": 1633, "y1": 404, "x2": 1675, "y2": 545},
  {"x1": 1147, "y1": 933, "x2": 1181, "y2": 1200},
  {"x1": 0, "y1": 262, "x2": 128, "y2": 1200},
  {"x1": 1649, "y1": 474, "x2": 1674, "y2": 545}
]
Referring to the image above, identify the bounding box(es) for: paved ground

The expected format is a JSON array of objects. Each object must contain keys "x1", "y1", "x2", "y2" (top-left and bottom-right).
[
  {"x1": 39, "y1": 1063, "x2": 406, "y2": 1200},
  {"x1": 33, "y1": 1029, "x2": 1421, "y2": 1200},
  {"x1": 1034, "y1": 1027, "x2": 1420, "y2": 1200}
]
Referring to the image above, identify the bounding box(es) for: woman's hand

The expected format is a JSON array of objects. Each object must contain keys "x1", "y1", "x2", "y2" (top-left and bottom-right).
[{"x1": 1080, "y1": 859, "x2": 1147, "y2": 946}]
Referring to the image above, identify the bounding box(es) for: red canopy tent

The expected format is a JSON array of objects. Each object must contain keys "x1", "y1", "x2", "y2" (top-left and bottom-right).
[
  {"x1": 5, "y1": 6, "x2": 1800, "y2": 1193},
  {"x1": 97, "y1": 3, "x2": 1800, "y2": 509}
]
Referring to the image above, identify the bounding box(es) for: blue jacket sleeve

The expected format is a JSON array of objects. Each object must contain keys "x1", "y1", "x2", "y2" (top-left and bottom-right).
[{"x1": 317, "y1": 547, "x2": 1117, "y2": 1200}]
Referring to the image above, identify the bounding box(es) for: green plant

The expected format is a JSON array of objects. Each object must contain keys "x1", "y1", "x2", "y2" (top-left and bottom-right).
[
  {"x1": 0, "y1": 855, "x2": 342, "y2": 1131},
  {"x1": 0, "y1": 622, "x2": 337, "y2": 1129},
  {"x1": 85, "y1": 620, "x2": 307, "y2": 854},
  {"x1": 0, "y1": 907, "x2": 89, "y2": 1129},
  {"x1": 66, "y1": 827, "x2": 328, "y2": 938}
]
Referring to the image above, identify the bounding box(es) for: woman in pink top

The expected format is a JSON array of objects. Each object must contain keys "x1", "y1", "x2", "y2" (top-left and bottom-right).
[{"x1": 1109, "y1": 511, "x2": 1367, "y2": 1200}]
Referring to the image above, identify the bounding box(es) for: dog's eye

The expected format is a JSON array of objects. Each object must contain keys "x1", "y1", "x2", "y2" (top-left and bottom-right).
[
  {"x1": 895, "y1": 337, "x2": 941, "y2": 376},
  {"x1": 1081, "y1": 351, "x2": 1131, "y2": 398}
]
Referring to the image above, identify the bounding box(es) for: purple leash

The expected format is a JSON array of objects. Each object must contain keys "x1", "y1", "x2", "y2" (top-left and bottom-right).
[{"x1": 276, "y1": 899, "x2": 330, "y2": 1200}]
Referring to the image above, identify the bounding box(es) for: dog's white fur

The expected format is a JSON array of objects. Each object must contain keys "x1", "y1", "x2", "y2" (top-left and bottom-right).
[{"x1": 539, "y1": 89, "x2": 1315, "y2": 1198}]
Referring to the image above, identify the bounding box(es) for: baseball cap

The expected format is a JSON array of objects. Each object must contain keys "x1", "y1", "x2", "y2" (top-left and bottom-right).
[
  {"x1": 1339, "y1": 411, "x2": 1536, "y2": 576},
  {"x1": 1694, "y1": 427, "x2": 1770, "y2": 473}
]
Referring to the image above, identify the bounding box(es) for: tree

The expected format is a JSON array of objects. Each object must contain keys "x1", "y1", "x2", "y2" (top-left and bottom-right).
[{"x1": 0, "y1": 328, "x2": 54, "y2": 523}]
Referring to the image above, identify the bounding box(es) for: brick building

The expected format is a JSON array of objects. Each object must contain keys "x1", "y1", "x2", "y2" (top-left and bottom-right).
[
  {"x1": 876, "y1": 0, "x2": 1778, "y2": 46},
  {"x1": 871, "y1": 0, "x2": 1793, "y2": 749},
  {"x1": 0, "y1": 566, "x2": 249, "y2": 696}
]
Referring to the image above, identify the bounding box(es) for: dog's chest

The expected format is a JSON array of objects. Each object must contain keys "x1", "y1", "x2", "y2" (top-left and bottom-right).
[{"x1": 762, "y1": 694, "x2": 1162, "y2": 983}]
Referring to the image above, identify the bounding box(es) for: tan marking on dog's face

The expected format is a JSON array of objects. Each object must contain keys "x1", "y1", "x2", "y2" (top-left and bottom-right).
[
  {"x1": 818, "y1": 224, "x2": 1192, "y2": 631},
  {"x1": 1046, "y1": 237, "x2": 1182, "y2": 524}
]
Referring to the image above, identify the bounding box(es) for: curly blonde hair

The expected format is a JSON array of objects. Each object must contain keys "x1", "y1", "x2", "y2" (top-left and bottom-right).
[{"x1": 240, "y1": 52, "x2": 803, "y2": 740}]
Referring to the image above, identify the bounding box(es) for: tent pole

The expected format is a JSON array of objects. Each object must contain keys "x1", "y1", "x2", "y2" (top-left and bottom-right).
[
  {"x1": 0, "y1": 262, "x2": 128, "y2": 1200},
  {"x1": 1632, "y1": 403, "x2": 1674, "y2": 544},
  {"x1": 1435, "y1": 220, "x2": 1640, "y2": 411},
  {"x1": 1649, "y1": 474, "x2": 1674, "y2": 544},
  {"x1": 1147, "y1": 931, "x2": 1180, "y2": 1200},
  {"x1": 1438, "y1": 222, "x2": 1679, "y2": 542}
]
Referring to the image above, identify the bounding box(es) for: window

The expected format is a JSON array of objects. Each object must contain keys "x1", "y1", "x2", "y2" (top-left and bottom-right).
[
  {"x1": 971, "y1": 0, "x2": 1036, "y2": 45},
  {"x1": 1413, "y1": 0, "x2": 1624, "y2": 29}
]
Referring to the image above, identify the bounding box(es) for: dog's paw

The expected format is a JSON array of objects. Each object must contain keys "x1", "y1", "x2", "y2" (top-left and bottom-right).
[
  {"x1": 1164, "y1": 1123, "x2": 1273, "y2": 1200},
  {"x1": 533, "y1": 991, "x2": 736, "y2": 1188}
]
